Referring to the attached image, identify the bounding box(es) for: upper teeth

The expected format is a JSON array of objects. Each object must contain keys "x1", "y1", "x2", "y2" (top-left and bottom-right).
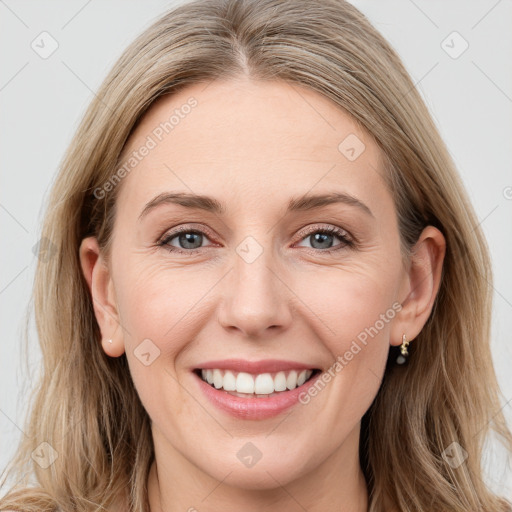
[{"x1": 201, "y1": 369, "x2": 314, "y2": 394}]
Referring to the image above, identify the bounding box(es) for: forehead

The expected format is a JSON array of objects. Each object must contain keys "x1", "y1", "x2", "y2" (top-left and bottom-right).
[{"x1": 116, "y1": 78, "x2": 390, "y2": 218}]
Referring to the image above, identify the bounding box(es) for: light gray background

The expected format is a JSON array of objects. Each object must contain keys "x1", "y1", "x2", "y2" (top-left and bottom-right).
[{"x1": 1, "y1": 0, "x2": 511, "y2": 497}]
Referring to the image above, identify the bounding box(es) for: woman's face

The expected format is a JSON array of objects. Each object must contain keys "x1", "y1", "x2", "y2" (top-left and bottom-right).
[{"x1": 82, "y1": 77, "x2": 441, "y2": 491}]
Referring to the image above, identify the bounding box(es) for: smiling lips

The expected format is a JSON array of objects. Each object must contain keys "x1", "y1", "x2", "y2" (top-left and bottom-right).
[
  {"x1": 194, "y1": 361, "x2": 323, "y2": 419},
  {"x1": 199, "y1": 368, "x2": 315, "y2": 397},
  {"x1": 193, "y1": 358, "x2": 321, "y2": 406}
]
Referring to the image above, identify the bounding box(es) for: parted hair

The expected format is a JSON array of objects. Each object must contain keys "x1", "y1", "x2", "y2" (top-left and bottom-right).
[{"x1": 1, "y1": 0, "x2": 511, "y2": 510}]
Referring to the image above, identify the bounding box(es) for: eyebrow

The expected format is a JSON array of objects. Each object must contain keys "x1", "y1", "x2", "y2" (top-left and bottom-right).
[{"x1": 138, "y1": 191, "x2": 374, "y2": 220}]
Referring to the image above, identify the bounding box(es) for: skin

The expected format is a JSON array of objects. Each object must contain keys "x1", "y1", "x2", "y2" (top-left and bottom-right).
[{"x1": 80, "y1": 77, "x2": 445, "y2": 512}]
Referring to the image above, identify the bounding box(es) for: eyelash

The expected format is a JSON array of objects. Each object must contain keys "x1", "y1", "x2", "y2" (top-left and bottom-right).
[
  {"x1": 157, "y1": 224, "x2": 354, "y2": 256},
  {"x1": 157, "y1": 226, "x2": 355, "y2": 255}
]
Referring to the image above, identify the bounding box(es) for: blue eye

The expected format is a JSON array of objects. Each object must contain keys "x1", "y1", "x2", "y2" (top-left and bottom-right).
[
  {"x1": 158, "y1": 224, "x2": 354, "y2": 255},
  {"x1": 294, "y1": 225, "x2": 353, "y2": 252},
  {"x1": 159, "y1": 227, "x2": 212, "y2": 255}
]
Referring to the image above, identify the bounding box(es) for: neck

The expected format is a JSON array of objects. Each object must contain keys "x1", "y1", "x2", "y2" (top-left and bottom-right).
[{"x1": 148, "y1": 424, "x2": 368, "y2": 512}]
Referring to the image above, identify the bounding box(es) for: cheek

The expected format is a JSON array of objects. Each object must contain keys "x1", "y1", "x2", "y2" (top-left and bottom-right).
[
  {"x1": 113, "y1": 255, "x2": 220, "y2": 362},
  {"x1": 291, "y1": 260, "x2": 400, "y2": 407},
  {"x1": 115, "y1": 245, "x2": 401, "y2": 362},
  {"x1": 300, "y1": 260, "x2": 400, "y2": 345},
  {"x1": 113, "y1": 260, "x2": 214, "y2": 421},
  {"x1": 289, "y1": 267, "x2": 398, "y2": 430}
]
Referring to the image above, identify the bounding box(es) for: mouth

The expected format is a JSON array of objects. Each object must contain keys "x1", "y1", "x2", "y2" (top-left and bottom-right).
[{"x1": 193, "y1": 368, "x2": 322, "y2": 398}]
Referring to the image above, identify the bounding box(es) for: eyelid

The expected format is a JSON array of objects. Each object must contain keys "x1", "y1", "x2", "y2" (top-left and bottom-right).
[
  {"x1": 158, "y1": 223, "x2": 218, "y2": 251},
  {"x1": 294, "y1": 223, "x2": 351, "y2": 241},
  {"x1": 292, "y1": 223, "x2": 354, "y2": 250},
  {"x1": 158, "y1": 222, "x2": 355, "y2": 254}
]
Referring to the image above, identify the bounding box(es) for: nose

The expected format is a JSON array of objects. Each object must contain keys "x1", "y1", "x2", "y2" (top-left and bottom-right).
[{"x1": 216, "y1": 247, "x2": 294, "y2": 339}]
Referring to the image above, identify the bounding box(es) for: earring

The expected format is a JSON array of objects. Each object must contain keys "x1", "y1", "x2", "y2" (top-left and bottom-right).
[{"x1": 396, "y1": 334, "x2": 409, "y2": 365}]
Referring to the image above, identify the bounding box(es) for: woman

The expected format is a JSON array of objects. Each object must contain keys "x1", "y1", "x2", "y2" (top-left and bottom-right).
[{"x1": 1, "y1": 0, "x2": 511, "y2": 510}]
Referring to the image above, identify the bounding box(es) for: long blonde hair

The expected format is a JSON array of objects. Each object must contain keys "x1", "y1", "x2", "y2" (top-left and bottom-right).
[{"x1": 1, "y1": 0, "x2": 511, "y2": 510}]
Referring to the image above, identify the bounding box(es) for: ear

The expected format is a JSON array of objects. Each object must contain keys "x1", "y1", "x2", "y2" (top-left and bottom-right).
[
  {"x1": 79, "y1": 237, "x2": 125, "y2": 357},
  {"x1": 390, "y1": 225, "x2": 446, "y2": 345}
]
